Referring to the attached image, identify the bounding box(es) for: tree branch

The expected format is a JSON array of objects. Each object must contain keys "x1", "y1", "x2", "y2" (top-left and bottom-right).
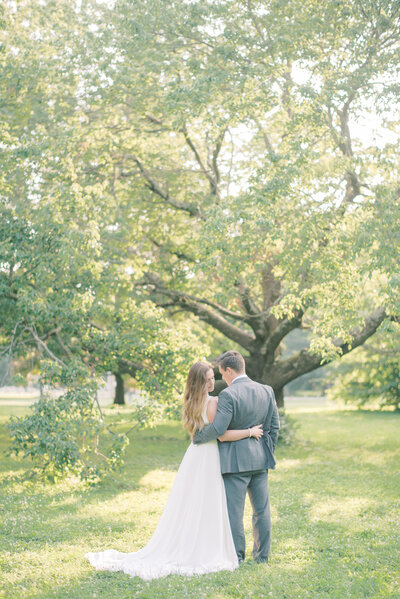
[
  {"x1": 27, "y1": 326, "x2": 67, "y2": 368},
  {"x1": 142, "y1": 273, "x2": 256, "y2": 350},
  {"x1": 148, "y1": 237, "x2": 196, "y2": 263},
  {"x1": 210, "y1": 126, "x2": 227, "y2": 185},
  {"x1": 262, "y1": 309, "x2": 304, "y2": 358},
  {"x1": 236, "y1": 281, "x2": 261, "y2": 317},
  {"x1": 128, "y1": 154, "x2": 203, "y2": 218},
  {"x1": 253, "y1": 116, "x2": 277, "y2": 158},
  {"x1": 144, "y1": 115, "x2": 225, "y2": 198},
  {"x1": 338, "y1": 95, "x2": 355, "y2": 157},
  {"x1": 55, "y1": 330, "x2": 73, "y2": 359},
  {"x1": 246, "y1": 0, "x2": 278, "y2": 68},
  {"x1": 181, "y1": 122, "x2": 220, "y2": 197},
  {"x1": 142, "y1": 273, "x2": 250, "y2": 321},
  {"x1": 3, "y1": 292, "x2": 18, "y2": 300},
  {"x1": 281, "y1": 65, "x2": 294, "y2": 119},
  {"x1": 269, "y1": 306, "x2": 388, "y2": 388},
  {"x1": 0, "y1": 321, "x2": 22, "y2": 385},
  {"x1": 118, "y1": 358, "x2": 143, "y2": 378},
  {"x1": 261, "y1": 264, "x2": 281, "y2": 310},
  {"x1": 234, "y1": 281, "x2": 267, "y2": 338}
]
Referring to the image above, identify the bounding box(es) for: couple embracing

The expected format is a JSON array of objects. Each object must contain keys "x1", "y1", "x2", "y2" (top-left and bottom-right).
[{"x1": 85, "y1": 350, "x2": 280, "y2": 580}]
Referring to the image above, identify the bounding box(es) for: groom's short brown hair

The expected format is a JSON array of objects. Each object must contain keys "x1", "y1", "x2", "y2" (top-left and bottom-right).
[{"x1": 217, "y1": 350, "x2": 245, "y2": 373}]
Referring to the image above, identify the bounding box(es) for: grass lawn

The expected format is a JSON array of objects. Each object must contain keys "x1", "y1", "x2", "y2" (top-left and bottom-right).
[{"x1": 0, "y1": 400, "x2": 399, "y2": 599}]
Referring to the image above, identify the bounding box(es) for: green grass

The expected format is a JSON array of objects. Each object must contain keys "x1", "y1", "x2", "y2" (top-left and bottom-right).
[{"x1": 0, "y1": 401, "x2": 399, "y2": 599}]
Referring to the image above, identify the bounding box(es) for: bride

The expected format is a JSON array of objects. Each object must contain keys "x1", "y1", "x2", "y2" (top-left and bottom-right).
[{"x1": 85, "y1": 361, "x2": 263, "y2": 580}]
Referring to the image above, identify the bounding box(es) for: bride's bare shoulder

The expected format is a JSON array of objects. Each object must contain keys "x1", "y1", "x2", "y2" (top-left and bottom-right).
[{"x1": 206, "y1": 396, "x2": 218, "y2": 422}]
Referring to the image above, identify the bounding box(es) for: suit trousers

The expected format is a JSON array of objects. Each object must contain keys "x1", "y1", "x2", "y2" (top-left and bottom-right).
[{"x1": 222, "y1": 469, "x2": 271, "y2": 563}]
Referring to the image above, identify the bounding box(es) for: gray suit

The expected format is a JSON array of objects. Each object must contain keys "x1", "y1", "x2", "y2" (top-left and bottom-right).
[{"x1": 193, "y1": 375, "x2": 280, "y2": 563}]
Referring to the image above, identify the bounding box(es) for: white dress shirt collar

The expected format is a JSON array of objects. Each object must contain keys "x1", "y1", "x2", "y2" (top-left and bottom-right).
[{"x1": 232, "y1": 374, "x2": 247, "y2": 383}]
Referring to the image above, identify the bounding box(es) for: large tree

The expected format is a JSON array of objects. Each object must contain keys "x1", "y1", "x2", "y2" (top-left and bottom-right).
[
  {"x1": 74, "y1": 0, "x2": 399, "y2": 405},
  {"x1": 2, "y1": 0, "x2": 400, "y2": 409},
  {"x1": 0, "y1": 0, "x2": 208, "y2": 401}
]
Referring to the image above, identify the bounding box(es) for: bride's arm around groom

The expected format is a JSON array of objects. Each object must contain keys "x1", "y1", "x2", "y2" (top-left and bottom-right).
[{"x1": 193, "y1": 380, "x2": 280, "y2": 465}]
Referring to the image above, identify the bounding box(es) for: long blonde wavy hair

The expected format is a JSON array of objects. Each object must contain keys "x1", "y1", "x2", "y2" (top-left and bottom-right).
[{"x1": 182, "y1": 361, "x2": 213, "y2": 436}]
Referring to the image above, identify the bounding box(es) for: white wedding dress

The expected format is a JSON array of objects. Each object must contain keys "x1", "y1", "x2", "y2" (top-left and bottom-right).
[{"x1": 85, "y1": 397, "x2": 238, "y2": 580}]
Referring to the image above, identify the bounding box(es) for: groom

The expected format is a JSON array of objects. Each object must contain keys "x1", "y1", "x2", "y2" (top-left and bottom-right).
[{"x1": 193, "y1": 350, "x2": 280, "y2": 564}]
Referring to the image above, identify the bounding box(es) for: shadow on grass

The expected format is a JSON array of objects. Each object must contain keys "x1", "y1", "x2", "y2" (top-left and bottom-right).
[{"x1": 0, "y1": 421, "x2": 191, "y2": 556}]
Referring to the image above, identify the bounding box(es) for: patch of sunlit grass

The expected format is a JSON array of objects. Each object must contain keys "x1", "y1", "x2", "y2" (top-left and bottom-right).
[
  {"x1": 307, "y1": 496, "x2": 376, "y2": 523},
  {"x1": 0, "y1": 402, "x2": 399, "y2": 598}
]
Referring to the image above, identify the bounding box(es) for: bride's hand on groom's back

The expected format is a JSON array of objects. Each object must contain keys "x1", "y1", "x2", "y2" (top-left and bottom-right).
[{"x1": 251, "y1": 424, "x2": 263, "y2": 440}]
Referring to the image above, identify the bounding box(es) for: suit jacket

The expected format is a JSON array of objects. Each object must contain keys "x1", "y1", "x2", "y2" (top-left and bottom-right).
[{"x1": 193, "y1": 376, "x2": 280, "y2": 474}]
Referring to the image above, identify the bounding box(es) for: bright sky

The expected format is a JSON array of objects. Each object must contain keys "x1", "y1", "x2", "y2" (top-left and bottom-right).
[{"x1": 291, "y1": 63, "x2": 399, "y2": 149}]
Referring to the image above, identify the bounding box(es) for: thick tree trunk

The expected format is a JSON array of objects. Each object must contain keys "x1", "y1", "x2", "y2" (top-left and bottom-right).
[
  {"x1": 273, "y1": 387, "x2": 284, "y2": 409},
  {"x1": 213, "y1": 361, "x2": 284, "y2": 407},
  {"x1": 244, "y1": 355, "x2": 284, "y2": 407},
  {"x1": 145, "y1": 273, "x2": 388, "y2": 410},
  {"x1": 113, "y1": 372, "x2": 125, "y2": 405}
]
